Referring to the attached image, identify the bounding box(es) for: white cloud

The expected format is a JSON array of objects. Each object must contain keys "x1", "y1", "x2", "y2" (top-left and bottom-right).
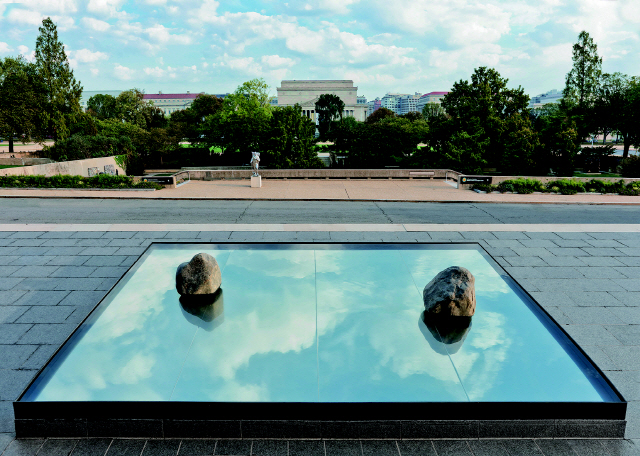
[
  {"x1": 368, "y1": 33, "x2": 401, "y2": 46},
  {"x1": 190, "y1": 0, "x2": 220, "y2": 23},
  {"x1": 261, "y1": 54, "x2": 295, "y2": 68},
  {"x1": 15, "y1": 0, "x2": 78, "y2": 14},
  {"x1": 114, "y1": 63, "x2": 134, "y2": 80},
  {"x1": 72, "y1": 48, "x2": 108, "y2": 62},
  {"x1": 145, "y1": 24, "x2": 192, "y2": 45},
  {"x1": 144, "y1": 66, "x2": 165, "y2": 77},
  {"x1": 17, "y1": 44, "x2": 36, "y2": 61},
  {"x1": 0, "y1": 42, "x2": 12, "y2": 54},
  {"x1": 82, "y1": 17, "x2": 111, "y2": 32},
  {"x1": 300, "y1": 0, "x2": 361, "y2": 14},
  {"x1": 223, "y1": 54, "x2": 262, "y2": 76},
  {"x1": 87, "y1": 0, "x2": 127, "y2": 18},
  {"x1": 6, "y1": 9, "x2": 75, "y2": 30}
]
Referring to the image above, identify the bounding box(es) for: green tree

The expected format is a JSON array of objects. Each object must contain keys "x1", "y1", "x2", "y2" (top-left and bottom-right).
[
  {"x1": 315, "y1": 94, "x2": 345, "y2": 138},
  {"x1": 202, "y1": 79, "x2": 272, "y2": 160},
  {"x1": 329, "y1": 115, "x2": 428, "y2": 168},
  {"x1": 190, "y1": 93, "x2": 224, "y2": 120},
  {"x1": 530, "y1": 104, "x2": 581, "y2": 176},
  {"x1": 87, "y1": 93, "x2": 117, "y2": 120},
  {"x1": 595, "y1": 74, "x2": 640, "y2": 158},
  {"x1": 262, "y1": 105, "x2": 323, "y2": 168},
  {"x1": 422, "y1": 102, "x2": 446, "y2": 122},
  {"x1": 0, "y1": 56, "x2": 46, "y2": 153},
  {"x1": 169, "y1": 94, "x2": 224, "y2": 144},
  {"x1": 431, "y1": 66, "x2": 536, "y2": 174},
  {"x1": 563, "y1": 30, "x2": 602, "y2": 141},
  {"x1": 365, "y1": 107, "x2": 395, "y2": 124},
  {"x1": 35, "y1": 17, "x2": 82, "y2": 141}
]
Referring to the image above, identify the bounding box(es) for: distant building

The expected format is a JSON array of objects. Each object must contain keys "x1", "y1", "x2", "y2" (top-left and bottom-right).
[
  {"x1": 142, "y1": 92, "x2": 229, "y2": 115},
  {"x1": 366, "y1": 98, "x2": 381, "y2": 117},
  {"x1": 380, "y1": 93, "x2": 407, "y2": 114},
  {"x1": 276, "y1": 80, "x2": 367, "y2": 122},
  {"x1": 529, "y1": 89, "x2": 562, "y2": 108},
  {"x1": 81, "y1": 90, "x2": 229, "y2": 116},
  {"x1": 80, "y1": 90, "x2": 123, "y2": 111},
  {"x1": 416, "y1": 91, "x2": 449, "y2": 113},
  {"x1": 142, "y1": 92, "x2": 200, "y2": 115},
  {"x1": 397, "y1": 93, "x2": 423, "y2": 115}
]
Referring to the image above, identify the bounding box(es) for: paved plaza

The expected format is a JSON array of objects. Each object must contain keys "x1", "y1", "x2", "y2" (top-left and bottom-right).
[
  {"x1": 1, "y1": 179, "x2": 640, "y2": 204},
  {"x1": 0, "y1": 220, "x2": 639, "y2": 455}
]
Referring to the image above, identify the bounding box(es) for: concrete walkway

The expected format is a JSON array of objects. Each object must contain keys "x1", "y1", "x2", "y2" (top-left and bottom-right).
[{"x1": 1, "y1": 179, "x2": 640, "y2": 204}]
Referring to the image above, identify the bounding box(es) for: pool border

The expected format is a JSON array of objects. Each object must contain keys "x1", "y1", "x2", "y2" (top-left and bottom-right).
[{"x1": 13, "y1": 242, "x2": 628, "y2": 439}]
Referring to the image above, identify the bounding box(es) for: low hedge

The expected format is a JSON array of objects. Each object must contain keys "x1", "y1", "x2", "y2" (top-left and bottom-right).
[
  {"x1": 0, "y1": 174, "x2": 162, "y2": 190},
  {"x1": 473, "y1": 178, "x2": 638, "y2": 196}
]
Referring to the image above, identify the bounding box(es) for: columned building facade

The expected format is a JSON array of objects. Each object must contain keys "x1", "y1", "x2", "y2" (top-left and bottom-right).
[{"x1": 276, "y1": 80, "x2": 367, "y2": 122}]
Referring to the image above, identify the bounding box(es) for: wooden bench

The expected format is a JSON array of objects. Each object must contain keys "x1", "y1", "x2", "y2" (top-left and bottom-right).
[{"x1": 409, "y1": 171, "x2": 435, "y2": 179}]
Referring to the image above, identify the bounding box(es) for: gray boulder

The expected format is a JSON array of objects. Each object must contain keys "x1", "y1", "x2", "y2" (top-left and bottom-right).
[
  {"x1": 176, "y1": 253, "x2": 221, "y2": 296},
  {"x1": 423, "y1": 266, "x2": 476, "y2": 317}
]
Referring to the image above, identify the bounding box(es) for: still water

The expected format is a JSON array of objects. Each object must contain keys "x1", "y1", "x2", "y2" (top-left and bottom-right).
[{"x1": 22, "y1": 244, "x2": 618, "y2": 403}]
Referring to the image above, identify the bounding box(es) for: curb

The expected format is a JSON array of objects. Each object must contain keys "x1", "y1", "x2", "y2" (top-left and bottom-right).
[{"x1": 1, "y1": 194, "x2": 640, "y2": 205}]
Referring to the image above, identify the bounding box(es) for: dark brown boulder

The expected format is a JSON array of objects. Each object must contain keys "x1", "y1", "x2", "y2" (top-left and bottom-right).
[
  {"x1": 423, "y1": 266, "x2": 476, "y2": 317},
  {"x1": 176, "y1": 253, "x2": 221, "y2": 296}
]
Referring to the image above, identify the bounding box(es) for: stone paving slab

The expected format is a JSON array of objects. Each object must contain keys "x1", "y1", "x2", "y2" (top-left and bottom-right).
[{"x1": 0, "y1": 228, "x2": 639, "y2": 455}]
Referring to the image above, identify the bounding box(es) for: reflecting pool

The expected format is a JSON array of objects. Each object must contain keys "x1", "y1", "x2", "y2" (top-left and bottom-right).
[{"x1": 21, "y1": 244, "x2": 620, "y2": 404}]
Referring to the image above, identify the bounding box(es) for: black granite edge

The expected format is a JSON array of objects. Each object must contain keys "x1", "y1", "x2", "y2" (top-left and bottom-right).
[
  {"x1": 14, "y1": 401, "x2": 627, "y2": 421},
  {"x1": 14, "y1": 418, "x2": 628, "y2": 439}
]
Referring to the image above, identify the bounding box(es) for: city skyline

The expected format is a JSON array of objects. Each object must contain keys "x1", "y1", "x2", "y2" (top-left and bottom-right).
[{"x1": 0, "y1": 0, "x2": 639, "y2": 99}]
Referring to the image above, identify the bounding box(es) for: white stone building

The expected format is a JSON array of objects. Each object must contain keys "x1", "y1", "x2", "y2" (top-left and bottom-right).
[
  {"x1": 528, "y1": 89, "x2": 562, "y2": 108},
  {"x1": 416, "y1": 91, "x2": 450, "y2": 113},
  {"x1": 276, "y1": 80, "x2": 368, "y2": 122}
]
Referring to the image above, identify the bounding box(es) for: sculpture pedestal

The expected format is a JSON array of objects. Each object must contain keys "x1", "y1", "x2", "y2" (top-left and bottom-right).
[{"x1": 251, "y1": 175, "x2": 262, "y2": 188}]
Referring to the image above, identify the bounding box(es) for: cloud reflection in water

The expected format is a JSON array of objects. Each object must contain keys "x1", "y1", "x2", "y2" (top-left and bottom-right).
[{"x1": 27, "y1": 245, "x2": 607, "y2": 404}]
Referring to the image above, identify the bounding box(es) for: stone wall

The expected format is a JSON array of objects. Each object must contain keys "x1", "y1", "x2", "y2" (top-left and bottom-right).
[
  {"x1": 183, "y1": 168, "x2": 461, "y2": 180},
  {"x1": 0, "y1": 156, "x2": 125, "y2": 178},
  {"x1": 0, "y1": 157, "x2": 53, "y2": 166}
]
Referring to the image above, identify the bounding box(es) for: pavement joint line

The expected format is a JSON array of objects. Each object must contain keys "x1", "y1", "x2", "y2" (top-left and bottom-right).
[{"x1": 0, "y1": 223, "x2": 640, "y2": 232}]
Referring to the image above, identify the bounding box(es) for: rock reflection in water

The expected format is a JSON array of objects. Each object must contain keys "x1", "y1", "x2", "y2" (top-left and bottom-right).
[
  {"x1": 419, "y1": 311, "x2": 472, "y2": 355},
  {"x1": 179, "y1": 289, "x2": 224, "y2": 331}
]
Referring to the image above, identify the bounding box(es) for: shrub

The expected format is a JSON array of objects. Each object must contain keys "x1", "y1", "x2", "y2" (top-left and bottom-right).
[
  {"x1": 0, "y1": 174, "x2": 162, "y2": 190},
  {"x1": 584, "y1": 179, "x2": 624, "y2": 194},
  {"x1": 620, "y1": 155, "x2": 640, "y2": 178},
  {"x1": 546, "y1": 179, "x2": 585, "y2": 193},
  {"x1": 621, "y1": 183, "x2": 640, "y2": 196},
  {"x1": 472, "y1": 183, "x2": 494, "y2": 193},
  {"x1": 497, "y1": 178, "x2": 545, "y2": 194}
]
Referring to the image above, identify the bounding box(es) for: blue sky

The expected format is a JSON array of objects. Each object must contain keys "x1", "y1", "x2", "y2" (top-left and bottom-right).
[{"x1": 1, "y1": 0, "x2": 639, "y2": 100}]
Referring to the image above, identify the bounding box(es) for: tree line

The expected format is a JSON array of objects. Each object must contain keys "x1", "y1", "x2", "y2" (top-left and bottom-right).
[
  {"x1": 1, "y1": 20, "x2": 639, "y2": 176},
  {"x1": 316, "y1": 31, "x2": 640, "y2": 176}
]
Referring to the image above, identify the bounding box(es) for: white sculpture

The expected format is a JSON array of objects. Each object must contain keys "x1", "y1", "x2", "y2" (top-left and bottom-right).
[{"x1": 251, "y1": 152, "x2": 260, "y2": 176}]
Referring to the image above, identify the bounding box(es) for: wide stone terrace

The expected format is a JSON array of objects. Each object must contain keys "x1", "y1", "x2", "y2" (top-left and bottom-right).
[{"x1": 1, "y1": 227, "x2": 640, "y2": 456}]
